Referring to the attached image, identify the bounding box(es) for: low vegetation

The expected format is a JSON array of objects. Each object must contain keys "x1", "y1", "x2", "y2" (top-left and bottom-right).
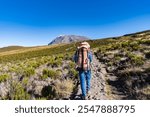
[
  {"x1": 0, "y1": 74, "x2": 10, "y2": 83},
  {"x1": 0, "y1": 50, "x2": 77, "y2": 99},
  {"x1": 95, "y1": 31, "x2": 150, "y2": 99},
  {"x1": 0, "y1": 30, "x2": 150, "y2": 100}
]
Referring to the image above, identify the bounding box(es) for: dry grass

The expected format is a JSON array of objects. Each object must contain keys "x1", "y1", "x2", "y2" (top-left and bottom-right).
[
  {"x1": 54, "y1": 79, "x2": 74, "y2": 99},
  {"x1": 0, "y1": 44, "x2": 65, "y2": 56},
  {"x1": 105, "y1": 76, "x2": 114, "y2": 100},
  {"x1": 141, "y1": 86, "x2": 150, "y2": 95}
]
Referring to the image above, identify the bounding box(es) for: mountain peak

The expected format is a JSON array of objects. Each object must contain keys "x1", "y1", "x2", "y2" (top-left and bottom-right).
[{"x1": 48, "y1": 35, "x2": 90, "y2": 45}]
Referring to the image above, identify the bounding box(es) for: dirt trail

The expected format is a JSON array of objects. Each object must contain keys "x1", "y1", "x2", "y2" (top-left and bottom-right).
[{"x1": 73, "y1": 54, "x2": 108, "y2": 100}]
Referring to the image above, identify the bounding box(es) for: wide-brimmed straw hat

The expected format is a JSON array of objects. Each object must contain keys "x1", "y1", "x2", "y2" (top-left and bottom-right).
[{"x1": 78, "y1": 41, "x2": 90, "y2": 49}]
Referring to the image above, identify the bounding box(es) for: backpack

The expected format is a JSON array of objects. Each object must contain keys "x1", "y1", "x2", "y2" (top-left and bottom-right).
[{"x1": 75, "y1": 47, "x2": 91, "y2": 71}]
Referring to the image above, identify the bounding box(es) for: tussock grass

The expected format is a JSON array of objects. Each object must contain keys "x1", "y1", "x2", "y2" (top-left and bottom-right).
[
  {"x1": 54, "y1": 79, "x2": 74, "y2": 99},
  {"x1": 0, "y1": 74, "x2": 10, "y2": 83}
]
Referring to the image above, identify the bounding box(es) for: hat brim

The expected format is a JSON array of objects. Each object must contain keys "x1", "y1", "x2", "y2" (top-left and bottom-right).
[{"x1": 78, "y1": 45, "x2": 89, "y2": 49}]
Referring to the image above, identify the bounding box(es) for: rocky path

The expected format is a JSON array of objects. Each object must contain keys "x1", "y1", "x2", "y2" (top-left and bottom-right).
[{"x1": 73, "y1": 54, "x2": 108, "y2": 100}]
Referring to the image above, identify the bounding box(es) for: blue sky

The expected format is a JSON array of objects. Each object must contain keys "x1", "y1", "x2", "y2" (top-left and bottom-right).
[{"x1": 0, "y1": 0, "x2": 150, "y2": 47}]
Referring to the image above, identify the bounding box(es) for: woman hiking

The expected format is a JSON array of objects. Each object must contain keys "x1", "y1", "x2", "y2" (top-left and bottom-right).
[{"x1": 73, "y1": 42, "x2": 92, "y2": 100}]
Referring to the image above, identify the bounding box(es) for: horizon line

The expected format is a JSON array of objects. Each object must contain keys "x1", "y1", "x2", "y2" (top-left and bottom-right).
[{"x1": 0, "y1": 29, "x2": 149, "y2": 48}]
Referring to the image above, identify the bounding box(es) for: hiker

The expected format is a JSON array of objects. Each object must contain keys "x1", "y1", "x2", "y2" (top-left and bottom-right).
[{"x1": 73, "y1": 42, "x2": 92, "y2": 100}]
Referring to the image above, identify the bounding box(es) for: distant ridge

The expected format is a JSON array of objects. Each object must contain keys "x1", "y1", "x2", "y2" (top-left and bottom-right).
[
  {"x1": 0, "y1": 46, "x2": 25, "y2": 52},
  {"x1": 123, "y1": 30, "x2": 150, "y2": 36},
  {"x1": 48, "y1": 35, "x2": 90, "y2": 45}
]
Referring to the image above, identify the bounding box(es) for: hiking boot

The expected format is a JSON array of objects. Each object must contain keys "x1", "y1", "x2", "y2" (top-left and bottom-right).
[
  {"x1": 87, "y1": 90, "x2": 91, "y2": 96},
  {"x1": 81, "y1": 96, "x2": 86, "y2": 100},
  {"x1": 86, "y1": 90, "x2": 91, "y2": 100}
]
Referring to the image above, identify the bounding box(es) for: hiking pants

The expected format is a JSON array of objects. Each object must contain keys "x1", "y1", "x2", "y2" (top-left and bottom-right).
[{"x1": 79, "y1": 70, "x2": 91, "y2": 97}]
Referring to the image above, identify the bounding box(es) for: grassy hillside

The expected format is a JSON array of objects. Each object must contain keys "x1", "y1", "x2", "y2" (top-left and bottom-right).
[
  {"x1": 0, "y1": 30, "x2": 150, "y2": 100},
  {"x1": 95, "y1": 31, "x2": 150, "y2": 99},
  {"x1": 0, "y1": 44, "x2": 79, "y2": 99},
  {"x1": 0, "y1": 44, "x2": 75, "y2": 62},
  {"x1": 0, "y1": 39, "x2": 116, "y2": 63},
  {"x1": 0, "y1": 46, "x2": 26, "y2": 52},
  {"x1": 0, "y1": 38, "x2": 116, "y2": 100}
]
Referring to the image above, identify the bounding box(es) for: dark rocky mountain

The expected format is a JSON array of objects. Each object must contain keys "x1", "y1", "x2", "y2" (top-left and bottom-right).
[{"x1": 48, "y1": 35, "x2": 90, "y2": 45}]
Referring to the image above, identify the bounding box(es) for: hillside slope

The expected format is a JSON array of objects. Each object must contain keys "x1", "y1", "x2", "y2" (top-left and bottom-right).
[
  {"x1": 0, "y1": 30, "x2": 150, "y2": 100},
  {"x1": 95, "y1": 31, "x2": 150, "y2": 99},
  {"x1": 0, "y1": 46, "x2": 26, "y2": 52}
]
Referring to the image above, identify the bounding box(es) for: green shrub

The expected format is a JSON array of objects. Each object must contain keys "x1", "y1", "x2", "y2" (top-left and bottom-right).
[
  {"x1": 23, "y1": 67, "x2": 35, "y2": 77},
  {"x1": 107, "y1": 61, "x2": 113, "y2": 66},
  {"x1": 0, "y1": 74, "x2": 10, "y2": 83},
  {"x1": 42, "y1": 69, "x2": 60, "y2": 79},
  {"x1": 41, "y1": 74, "x2": 49, "y2": 79},
  {"x1": 140, "y1": 39, "x2": 150, "y2": 45},
  {"x1": 121, "y1": 41, "x2": 129, "y2": 48},
  {"x1": 56, "y1": 69, "x2": 62, "y2": 76},
  {"x1": 9, "y1": 81, "x2": 30, "y2": 100},
  {"x1": 69, "y1": 61, "x2": 76, "y2": 68},
  {"x1": 47, "y1": 58, "x2": 55, "y2": 66},
  {"x1": 53, "y1": 59, "x2": 63, "y2": 67},
  {"x1": 9, "y1": 66, "x2": 18, "y2": 73},
  {"x1": 0, "y1": 68, "x2": 2, "y2": 72},
  {"x1": 69, "y1": 68, "x2": 78, "y2": 79},
  {"x1": 129, "y1": 41, "x2": 140, "y2": 51},
  {"x1": 22, "y1": 77, "x2": 29, "y2": 86},
  {"x1": 114, "y1": 56, "x2": 121, "y2": 63},
  {"x1": 126, "y1": 52, "x2": 144, "y2": 66},
  {"x1": 98, "y1": 46, "x2": 106, "y2": 53},
  {"x1": 28, "y1": 61, "x2": 40, "y2": 68},
  {"x1": 13, "y1": 66, "x2": 24, "y2": 75},
  {"x1": 64, "y1": 53, "x2": 72, "y2": 60},
  {"x1": 132, "y1": 56, "x2": 144, "y2": 66},
  {"x1": 56, "y1": 54, "x2": 64, "y2": 60},
  {"x1": 110, "y1": 43, "x2": 120, "y2": 50},
  {"x1": 48, "y1": 58, "x2": 63, "y2": 67}
]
